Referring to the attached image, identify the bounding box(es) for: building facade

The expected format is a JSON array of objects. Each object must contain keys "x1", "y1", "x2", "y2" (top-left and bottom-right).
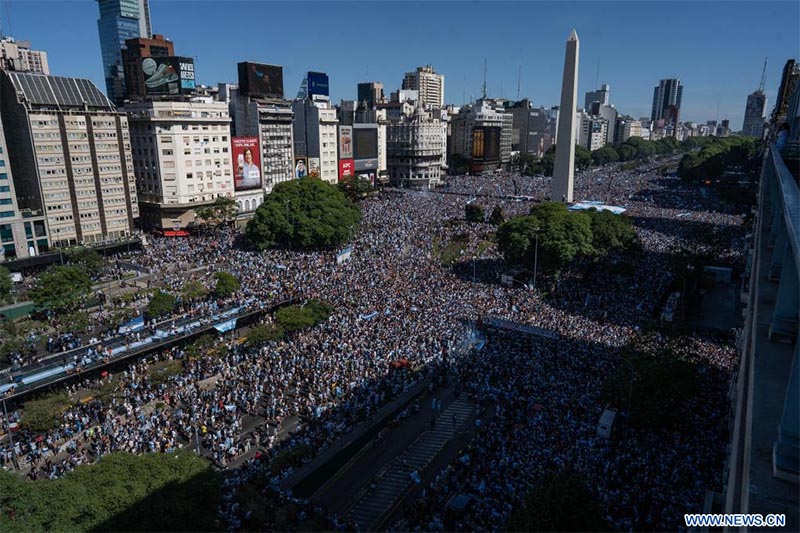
[
  {"x1": 584, "y1": 84, "x2": 610, "y2": 111},
  {"x1": 126, "y1": 100, "x2": 232, "y2": 230},
  {"x1": 0, "y1": 37, "x2": 49, "y2": 74},
  {"x1": 450, "y1": 99, "x2": 512, "y2": 172},
  {"x1": 121, "y1": 34, "x2": 174, "y2": 102},
  {"x1": 742, "y1": 91, "x2": 767, "y2": 138},
  {"x1": 228, "y1": 90, "x2": 295, "y2": 202},
  {"x1": 97, "y1": 0, "x2": 151, "y2": 106},
  {"x1": 293, "y1": 96, "x2": 339, "y2": 185},
  {"x1": 386, "y1": 103, "x2": 447, "y2": 189},
  {"x1": 402, "y1": 65, "x2": 444, "y2": 109},
  {"x1": 357, "y1": 82, "x2": 385, "y2": 109},
  {"x1": 651, "y1": 78, "x2": 683, "y2": 123},
  {"x1": 0, "y1": 71, "x2": 138, "y2": 247}
]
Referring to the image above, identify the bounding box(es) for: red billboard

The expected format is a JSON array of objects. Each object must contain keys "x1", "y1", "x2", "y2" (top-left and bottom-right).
[
  {"x1": 232, "y1": 137, "x2": 261, "y2": 191},
  {"x1": 339, "y1": 159, "x2": 354, "y2": 181}
]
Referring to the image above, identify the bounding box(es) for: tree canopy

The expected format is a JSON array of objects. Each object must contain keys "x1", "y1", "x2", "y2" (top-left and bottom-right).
[
  {"x1": 0, "y1": 265, "x2": 11, "y2": 303},
  {"x1": 677, "y1": 137, "x2": 757, "y2": 182},
  {"x1": 181, "y1": 280, "x2": 209, "y2": 302},
  {"x1": 195, "y1": 196, "x2": 238, "y2": 228},
  {"x1": 146, "y1": 290, "x2": 176, "y2": 320},
  {"x1": 275, "y1": 299, "x2": 333, "y2": 333},
  {"x1": 587, "y1": 209, "x2": 637, "y2": 254},
  {"x1": 30, "y1": 265, "x2": 92, "y2": 311},
  {"x1": 0, "y1": 451, "x2": 221, "y2": 532},
  {"x1": 465, "y1": 203, "x2": 485, "y2": 223},
  {"x1": 489, "y1": 206, "x2": 505, "y2": 226},
  {"x1": 214, "y1": 271, "x2": 240, "y2": 299},
  {"x1": 245, "y1": 178, "x2": 361, "y2": 250},
  {"x1": 507, "y1": 470, "x2": 608, "y2": 532},
  {"x1": 64, "y1": 246, "x2": 104, "y2": 277}
]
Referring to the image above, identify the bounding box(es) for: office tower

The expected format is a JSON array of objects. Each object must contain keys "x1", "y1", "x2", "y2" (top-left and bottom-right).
[
  {"x1": 0, "y1": 71, "x2": 139, "y2": 247},
  {"x1": 742, "y1": 92, "x2": 767, "y2": 138},
  {"x1": 293, "y1": 95, "x2": 339, "y2": 185},
  {"x1": 126, "y1": 101, "x2": 232, "y2": 230},
  {"x1": 584, "y1": 84, "x2": 610, "y2": 110},
  {"x1": 552, "y1": 30, "x2": 579, "y2": 203},
  {"x1": 121, "y1": 34, "x2": 174, "y2": 102},
  {"x1": 772, "y1": 59, "x2": 800, "y2": 123},
  {"x1": 450, "y1": 99, "x2": 512, "y2": 172},
  {"x1": 0, "y1": 37, "x2": 50, "y2": 74},
  {"x1": 402, "y1": 65, "x2": 445, "y2": 109},
  {"x1": 651, "y1": 78, "x2": 683, "y2": 123},
  {"x1": 97, "y1": 0, "x2": 151, "y2": 106},
  {"x1": 357, "y1": 82, "x2": 384, "y2": 109}
]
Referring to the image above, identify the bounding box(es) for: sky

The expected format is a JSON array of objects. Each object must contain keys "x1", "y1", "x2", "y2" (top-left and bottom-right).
[{"x1": 2, "y1": 0, "x2": 799, "y2": 130}]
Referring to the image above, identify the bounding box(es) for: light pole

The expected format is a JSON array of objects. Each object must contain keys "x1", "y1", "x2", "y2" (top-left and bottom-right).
[{"x1": 533, "y1": 231, "x2": 539, "y2": 293}]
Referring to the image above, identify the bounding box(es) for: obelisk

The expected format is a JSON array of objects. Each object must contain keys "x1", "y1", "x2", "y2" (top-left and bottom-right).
[{"x1": 551, "y1": 29, "x2": 579, "y2": 203}]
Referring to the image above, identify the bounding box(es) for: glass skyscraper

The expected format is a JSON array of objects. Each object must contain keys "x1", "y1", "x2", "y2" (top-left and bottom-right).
[{"x1": 96, "y1": 0, "x2": 151, "y2": 106}]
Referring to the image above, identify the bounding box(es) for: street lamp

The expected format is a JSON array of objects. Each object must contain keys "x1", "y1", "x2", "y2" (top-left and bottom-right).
[{"x1": 533, "y1": 230, "x2": 540, "y2": 293}]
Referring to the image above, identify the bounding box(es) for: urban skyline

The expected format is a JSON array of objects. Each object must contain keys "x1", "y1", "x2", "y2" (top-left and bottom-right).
[{"x1": 0, "y1": 0, "x2": 797, "y2": 129}]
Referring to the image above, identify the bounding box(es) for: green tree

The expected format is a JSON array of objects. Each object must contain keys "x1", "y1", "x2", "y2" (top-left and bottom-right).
[
  {"x1": 507, "y1": 470, "x2": 608, "y2": 532},
  {"x1": 575, "y1": 144, "x2": 593, "y2": 169},
  {"x1": 465, "y1": 203, "x2": 485, "y2": 223},
  {"x1": 30, "y1": 265, "x2": 92, "y2": 311},
  {"x1": 275, "y1": 306, "x2": 317, "y2": 332},
  {"x1": 497, "y1": 202, "x2": 594, "y2": 277},
  {"x1": 21, "y1": 392, "x2": 72, "y2": 432},
  {"x1": 245, "y1": 324, "x2": 285, "y2": 348},
  {"x1": 591, "y1": 146, "x2": 619, "y2": 166},
  {"x1": 181, "y1": 280, "x2": 209, "y2": 302},
  {"x1": 64, "y1": 246, "x2": 105, "y2": 277},
  {"x1": 0, "y1": 265, "x2": 11, "y2": 303},
  {"x1": 617, "y1": 144, "x2": 637, "y2": 161},
  {"x1": 337, "y1": 175, "x2": 373, "y2": 202},
  {"x1": 61, "y1": 311, "x2": 91, "y2": 334},
  {"x1": 214, "y1": 271, "x2": 240, "y2": 298},
  {"x1": 489, "y1": 206, "x2": 506, "y2": 225},
  {"x1": 195, "y1": 196, "x2": 239, "y2": 228},
  {"x1": 146, "y1": 290, "x2": 176, "y2": 320},
  {"x1": 588, "y1": 209, "x2": 637, "y2": 255},
  {"x1": 448, "y1": 153, "x2": 470, "y2": 175},
  {"x1": 245, "y1": 178, "x2": 361, "y2": 250}
]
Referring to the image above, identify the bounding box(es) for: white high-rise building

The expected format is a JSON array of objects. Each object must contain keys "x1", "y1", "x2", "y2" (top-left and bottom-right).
[
  {"x1": 293, "y1": 96, "x2": 339, "y2": 185},
  {"x1": 402, "y1": 65, "x2": 445, "y2": 109},
  {"x1": 0, "y1": 37, "x2": 49, "y2": 74},
  {"x1": 126, "y1": 101, "x2": 233, "y2": 230}
]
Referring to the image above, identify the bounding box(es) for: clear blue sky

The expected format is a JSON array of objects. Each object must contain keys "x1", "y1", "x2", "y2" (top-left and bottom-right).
[{"x1": 3, "y1": 0, "x2": 799, "y2": 129}]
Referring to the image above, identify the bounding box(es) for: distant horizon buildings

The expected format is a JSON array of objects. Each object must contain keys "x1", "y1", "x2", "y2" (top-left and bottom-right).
[{"x1": 97, "y1": 0, "x2": 152, "y2": 106}]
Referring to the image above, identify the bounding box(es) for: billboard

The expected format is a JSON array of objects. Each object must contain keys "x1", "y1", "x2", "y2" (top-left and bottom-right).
[
  {"x1": 472, "y1": 126, "x2": 500, "y2": 161},
  {"x1": 339, "y1": 159, "x2": 354, "y2": 181},
  {"x1": 354, "y1": 158, "x2": 378, "y2": 171},
  {"x1": 353, "y1": 128, "x2": 378, "y2": 160},
  {"x1": 308, "y1": 158, "x2": 320, "y2": 178},
  {"x1": 232, "y1": 137, "x2": 262, "y2": 191},
  {"x1": 238, "y1": 61, "x2": 284, "y2": 99},
  {"x1": 142, "y1": 56, "x2": 195, "y2": 95},
  {"x1": 307, "y1": 72, "x2": 329, "y2": 97},
  {"x1": 294, "y1": 157, "x2": 308, "y2": 179},
  {"x1": 339, "y1": 126, "x2": 353, "y2": 159}
]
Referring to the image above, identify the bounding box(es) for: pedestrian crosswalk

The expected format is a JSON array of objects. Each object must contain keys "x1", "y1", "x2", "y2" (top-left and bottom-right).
[{"x1": 344, "y1": 398, "x2": 475, "y2": 530}]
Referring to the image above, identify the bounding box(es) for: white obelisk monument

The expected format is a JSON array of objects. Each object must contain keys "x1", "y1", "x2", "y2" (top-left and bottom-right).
[{"x1": 551, "y1": 29, "x2": 579, "y2": 203}]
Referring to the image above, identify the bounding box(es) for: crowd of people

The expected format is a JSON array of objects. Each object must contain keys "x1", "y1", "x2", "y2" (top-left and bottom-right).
[{"x1": 0, "y1": 156, "x2": 748, "y2": 531}]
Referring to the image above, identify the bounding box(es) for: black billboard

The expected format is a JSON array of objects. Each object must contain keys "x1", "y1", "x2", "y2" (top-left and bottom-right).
[
  {"x1": 142, "y1": 56, "x2": 195, "y2": 95},
  {"x1": 238, "y1": 61, "x2": 284, "y2": 99},
  {"x1": 353, "y1": 128, "x2": 378, "y2": 160},
  {"x1": 472, "y1": 126, "x2": 500, "y2": 161},
  {"x1": 307, "y1": 71, "x2": 329, "y2": 97}
]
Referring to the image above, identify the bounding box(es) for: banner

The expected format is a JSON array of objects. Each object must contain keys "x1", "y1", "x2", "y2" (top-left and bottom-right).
[
  {"x1": 232, "y1": 137, "x2": 262, "y2": 191},
  {"x1": 339, "y1": 126, "x2": 353, "y2": 159}
]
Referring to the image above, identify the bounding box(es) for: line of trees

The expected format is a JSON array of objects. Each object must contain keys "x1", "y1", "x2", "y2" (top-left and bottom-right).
[{"x1": 677, "y1": 136, "x2": 758, "y2": 182}]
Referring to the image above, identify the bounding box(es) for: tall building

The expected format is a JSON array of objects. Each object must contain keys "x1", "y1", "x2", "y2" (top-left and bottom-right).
[
  {"x1": 0, "y1": 71, "x2": 138, "y2": 247},
  {"x1": 742, "y1": 91, "x2": 767, "y2": 138},
  {"x1": 357, "y1": 82, "x2": 385, "y2": 109},
  {"x1": 402, "y1": 65, "x2": 445, "y2": 109},
  {"x1": 97, "y1": 0, "x2": 151, "y2": 106},
  {"x1": 386, "y1": 102, "x2": 447, "y2": 189},
  {"x1": 584, "y1": 84, "x2": 610, "y2": 111},
  {"x1": 772, "y1": 59, "x2": 800, "y2": 124},
  {"x1": 0, "y1": 112, "x2": 49, "y2": 262},
  {"x1": 0, "y1": 37, "x2": 50, "y2": 74},
  {"x1": 126, "y1": 101, "x2": 232, "y2": 230},
  {"x1": 450, "y1": 99, "x2": 512, "y2": 172},
  {"x1": 577, "y1": 111, "x2": 608, "y2": 151},
  {"x1": 614, "y1": 116, "x2": 643, "y2": 144},
  {"x1": 651, "y1": 78, "x2": 683, "y2": 123},
  {"x1": 121, "y1": 34, "x2": 175, "y2": 102},
  {"x1": 552, "y1": 30, "x2": 579, "y2": 203},
  {"x1": 293, "y1": 96, "x2": 339, "y2": 185}
]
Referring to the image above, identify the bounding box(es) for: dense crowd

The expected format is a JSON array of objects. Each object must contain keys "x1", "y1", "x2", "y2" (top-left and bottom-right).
[{"x1": 0, "y1": 157, "x2": 747, "y2": 531}]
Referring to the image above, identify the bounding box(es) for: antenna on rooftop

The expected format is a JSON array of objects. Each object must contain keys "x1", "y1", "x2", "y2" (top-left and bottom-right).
[
  {"x1": 517, "y1": 66, "x2": 521, "y2": 100},
  {"x1": 595, "y1": 59, "x2": 600, "y2": 89},
  {"x1": 481, "y1": 57, "x2": 487, "y2": 99},
  {"x1": 759, "y1": 57, "x2": 768, "y2": 93}
]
